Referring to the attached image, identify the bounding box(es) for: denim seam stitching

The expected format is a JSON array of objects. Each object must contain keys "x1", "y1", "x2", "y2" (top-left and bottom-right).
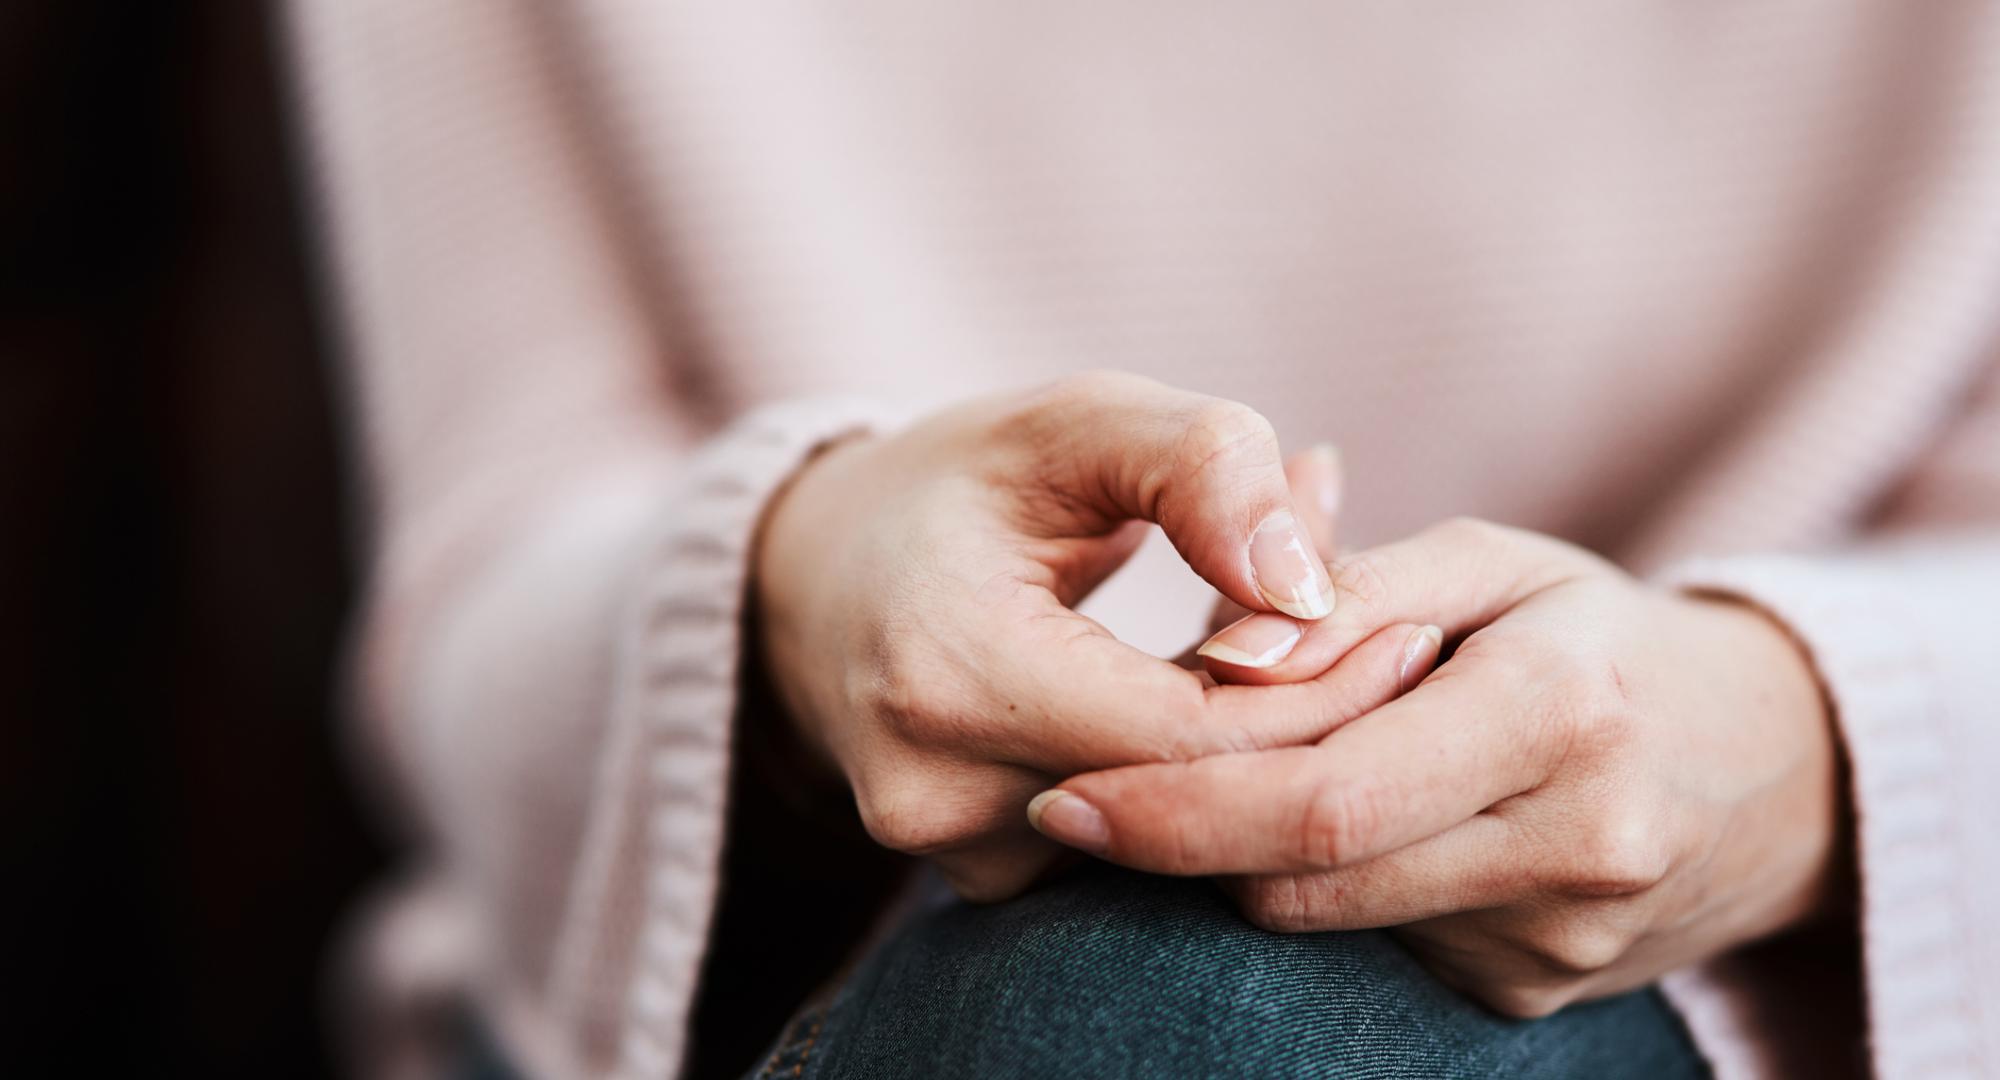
[{"x1": 759, "y1": 1006, "x2": 828, "y2": 1079}]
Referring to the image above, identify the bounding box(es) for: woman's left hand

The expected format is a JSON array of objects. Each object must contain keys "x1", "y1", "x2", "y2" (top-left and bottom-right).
[{"x1": 1026, "y1": 517, "x2": 1847, "y2": 1017}]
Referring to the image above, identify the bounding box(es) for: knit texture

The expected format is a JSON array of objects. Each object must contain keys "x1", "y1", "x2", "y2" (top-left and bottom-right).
[
  {"x1": 285, "y1": 3, "x2": 2000, "y2": 1077},
  {"x1": 1660, "y1": 543, "x2": 2000, "y2": 1080}
]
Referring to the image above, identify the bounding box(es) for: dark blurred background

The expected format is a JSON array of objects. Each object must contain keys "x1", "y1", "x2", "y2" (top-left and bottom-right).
[{"x1": 1, "y1": 3, "x2": 385, "y2": 1075}]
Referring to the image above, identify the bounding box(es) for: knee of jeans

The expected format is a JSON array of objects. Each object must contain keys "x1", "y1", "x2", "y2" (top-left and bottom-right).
[
  {"x1": 828, "y1": 865, "x2": 1459, "y2": 1075},
  {"x1": 817, "y1": 865, "x2": 1705, "y2": 1080},
  {"x1": 934, "y1": 865, "x2": 1425, "y2": 1009}
]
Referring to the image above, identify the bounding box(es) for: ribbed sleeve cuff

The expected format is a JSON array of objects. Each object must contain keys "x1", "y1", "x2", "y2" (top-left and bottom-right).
[
  {"x1": 545, "y1": 396, "x2": 897, "y2": 1079},
  {"x1": 1655, "y1": 553, "x2": 1982, "y2": 1079}
]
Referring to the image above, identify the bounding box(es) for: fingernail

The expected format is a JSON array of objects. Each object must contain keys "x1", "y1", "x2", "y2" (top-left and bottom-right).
[
  {"x1": 1027, "y1": 790, "x2": 1110, "y2": 854},
  {"x1": 1250, "y1": 511, "x2": 1335, "y2": 619},
  {"x1": 1398, "y1": 624, "x2": 1444, "y2": 692},
  {"x1": 1196, "y1": 612, "x2": 1303, "y2": 668}
]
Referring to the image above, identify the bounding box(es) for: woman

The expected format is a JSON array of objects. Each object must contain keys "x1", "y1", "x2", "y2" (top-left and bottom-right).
[{"x1": 289, "y1": 4, "x2": 2000, "y2": 1077}]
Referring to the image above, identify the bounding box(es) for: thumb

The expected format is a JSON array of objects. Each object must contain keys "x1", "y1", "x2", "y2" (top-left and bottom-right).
[
  {"x1": 1196, "y1": 443, "x2": 1344, "y2": 639},
  {"x1": 1007, "y1": 373, "x2": 1335, "y2": 620}
]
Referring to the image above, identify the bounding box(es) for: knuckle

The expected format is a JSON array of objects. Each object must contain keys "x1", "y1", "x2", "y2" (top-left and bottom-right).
[
  {"x1": 1045, "y1": 369, "x2": 1154, "y2": 407},
  {"x1": 1176, "y1": 400, "x2": 1280, "y2": 487},
  {"x1": 1155, "y1": 784, "x2": 1208, "y2": 874},
  {"x1": 1296, "y1": 780, "x2": 1387, "y2": 868},
  {"x1": 1525, "y1": 921, "x2": 1631, "y2": 976},
  {"x1": 1520, "y1": 637, "x2": 1627, "y2": 755},
  {"x1": 863, "y1": 639, "x2": 963, "y2": 746},
  {"x1": 1429, "y1": 513, "x2": 1614, "y2": 584},
  {"x1": 856, "y1": 783, "x2": 979, "y2": 855},
  {"x1": 1144, "y1": 726, "x2": 1208, "y2": 766},
  {"x1": 1469, "y1": 635, "x2": 1540, "y2": 691},
  {"x1": 1238, "y1": 875, "x2": 1318, "y2": 933},
  {"x1": 1535, "y1": 632, "x2": 1598, "y2": 683},
  {"x1": 1327, "y1": 552, "x2": 1392, "y2": 614},
  {"x1": 990, "y1": 371, "x2": 1151, "y2": 454},
  {"x1": 1429, "y1": 514, "x2": 1509, "y2": 552},
  {"x1": 869, "y1": 672, "x2": 948, "y2": 745},
  {"x1": 1153, "y1": 690, "x2": 1243, "y2": 761},
  {"x1": 1564, "y1": 815, "x2": 1671, "y2": 898},
  {"x1": 1558, "y1": 684, "x2": 1637, "y2": 762}
]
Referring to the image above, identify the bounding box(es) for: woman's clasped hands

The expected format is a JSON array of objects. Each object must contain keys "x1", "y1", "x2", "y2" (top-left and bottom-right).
[{"x1": 755, "y1": 373, "x2": 1844, "y2": 1018}]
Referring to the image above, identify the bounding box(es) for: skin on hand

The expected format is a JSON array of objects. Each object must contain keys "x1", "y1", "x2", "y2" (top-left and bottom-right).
[
  {"x1": 1030, "y1": 517, "x2": 1844, "y2": 1018},
  {"x1": 754, "y1": 372, "x2": 1395, "y2": 901}
]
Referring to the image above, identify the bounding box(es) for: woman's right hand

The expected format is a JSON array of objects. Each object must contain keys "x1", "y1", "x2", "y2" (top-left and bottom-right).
[{"x1": 753, "y1": 372, "x2": 1427, "y2": 899}]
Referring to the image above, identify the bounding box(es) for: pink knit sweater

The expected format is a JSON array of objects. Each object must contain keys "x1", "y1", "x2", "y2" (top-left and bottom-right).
[{"x1": 287, "y1": 4, "x2": 2000, "y2": 1077}]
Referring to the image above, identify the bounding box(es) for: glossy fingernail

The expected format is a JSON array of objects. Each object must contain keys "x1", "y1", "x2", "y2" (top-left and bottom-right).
[
  {"x1": 1196, "y1": 612, "x2": 1303, "y2": 668},
  {"x1": 1027, "y1": 790, "x2": 1110, "y2": 854},
  {"x1": 1398, "y1": 624, "x2": 1445, "y2": 692},
  {"x1": 1249, "y1": 510, "x2": 1335, "y2": 619}
]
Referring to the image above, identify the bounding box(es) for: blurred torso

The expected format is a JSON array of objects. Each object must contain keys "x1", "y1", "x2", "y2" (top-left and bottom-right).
[{"x1": 577, "y1": 2, "x2": 1998, "y2": 648}]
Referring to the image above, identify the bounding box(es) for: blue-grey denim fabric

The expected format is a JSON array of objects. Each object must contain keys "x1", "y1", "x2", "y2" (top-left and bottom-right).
[{"x1": 751, "y1": 863, "x2": 1708, "y2": 1079}]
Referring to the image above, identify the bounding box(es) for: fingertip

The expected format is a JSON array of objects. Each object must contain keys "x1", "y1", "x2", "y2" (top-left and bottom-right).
[
  {"x1": 1250, "y1": 510, "x2": 1336, "y2": 619},
  {"x1": 1203, "y1": 613, "x2": 1423, "y2": 690},
  {"x1": 1196, "y1": 612, "x2": 1303, "y2": 670},
  {"x1": 1398, "y1": 624, "x2": 1446, "y2": 693},
  {"x1": 1026, "y1": 789, "x2": 1110, "y2": 854}
]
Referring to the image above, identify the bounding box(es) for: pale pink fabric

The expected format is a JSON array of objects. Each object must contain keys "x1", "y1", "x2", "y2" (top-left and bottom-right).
[{"x1": 285, "y1": 4, "x2": 2000, "y2": 1077}]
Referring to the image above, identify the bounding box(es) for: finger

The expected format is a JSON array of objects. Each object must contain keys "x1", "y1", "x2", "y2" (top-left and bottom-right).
[
  {"x1": 1285, "y1": 443, "x2": 1342, "y2": 556},
  {"x1": 856, "y1": 755, "x2": 1046, "y2": 858},
  {"x1": 953, "y1": 588, "x2": 1208, "y2": 769},
  {"x1": 982, "y1": 615, "x2": 1437, "y2": 775},
  {"x1": 1222, "y1": 813, "x2": 1530, "y2": 931},
  {"x1": 1032, "y1": 650, "x2": 1557, "y2": 874},
  {"x1": 1198, "y1": 622, "x2": 1441, "y2": 730},
  {"x1": 1191, "y1": 443, "x2": 1343, "y2": 667},
  {"x1": 891, "y1": 614, "x2": 1442, "y2": 904},
  {"x1": 859, "y1": 758, "x2": 1072, "y2": 899},
  {"x1": 1182, "y1": 443, "x2": 1336, "y2": 644},
  {"x1": 1002, "y1": 372, "x2": 1335, "y2": 621},
  {"x1": 1392, "y1": 918, "x2": 1610, "y2": 1018},
  {"x1": 931, "y1": 828, "x2": 1072, "y2": 903},
  {"x1": 1198, "y1": 517, "x2": 1600, "y2": 685}
]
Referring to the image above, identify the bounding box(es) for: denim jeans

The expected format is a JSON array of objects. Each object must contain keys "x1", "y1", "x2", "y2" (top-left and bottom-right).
[{"x1": 750, "y1": 863, "x2": 1708, "y2": 1079}]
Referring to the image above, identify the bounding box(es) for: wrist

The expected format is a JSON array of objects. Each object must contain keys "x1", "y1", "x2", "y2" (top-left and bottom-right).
[
  {"x1": 1681, "y1": 589, "x2": 1853, "y2": 932},
  {"x1": 749, "y1": 430, "x2": 876, "y2": 773}
]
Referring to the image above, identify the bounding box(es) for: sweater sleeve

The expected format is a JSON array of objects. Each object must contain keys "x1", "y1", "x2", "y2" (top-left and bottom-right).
[
  {"x1": 284, "y1": 4, "x2": 884, "y2": 1076},
  {"x1": 1655, "y1": 355, "x2": 2000, "y2": 1080}
]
